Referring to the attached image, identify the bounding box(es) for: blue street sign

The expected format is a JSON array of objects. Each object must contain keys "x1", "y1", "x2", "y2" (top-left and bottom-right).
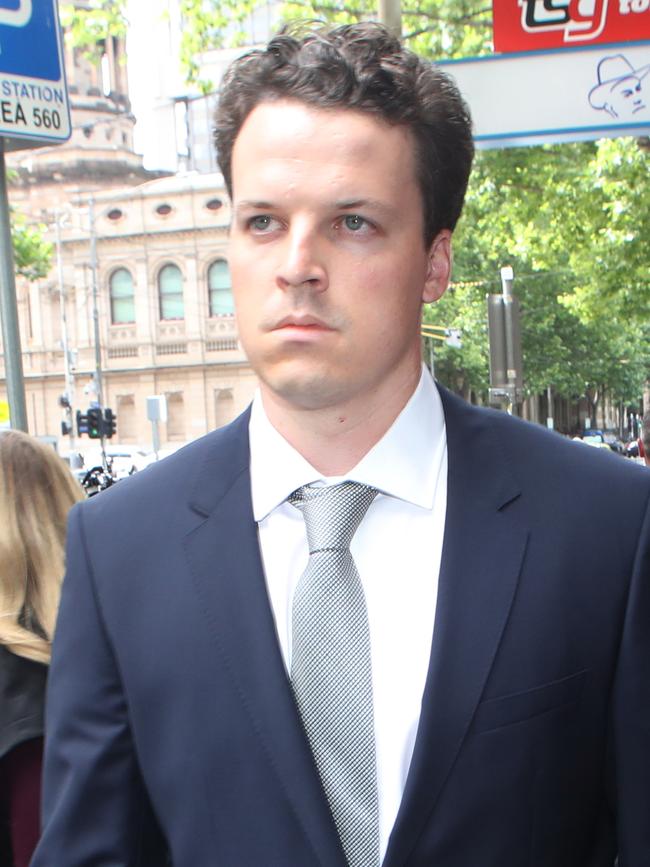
[
  {"x1": 0, "y1": 0, "x2": 70, "y2": 147},
  {"x1": 0, "y1": 1, "x2": 61, "y2": 81}
]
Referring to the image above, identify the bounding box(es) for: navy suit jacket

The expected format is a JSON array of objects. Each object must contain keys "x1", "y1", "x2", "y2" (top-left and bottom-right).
[{"x1": 32, "y1": 388, "x2": 650, "y2": 866}]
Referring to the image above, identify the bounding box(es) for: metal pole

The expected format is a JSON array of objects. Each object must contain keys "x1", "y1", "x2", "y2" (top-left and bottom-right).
[
  {"x1": 151, "y1": 418, "x2": 160, "y2": 462},
  {"x1": 378, "y1": 0, "x2": 402, "y2": 37},
  {"x1": 88, "y1": 198, "x2": 103, "y2": 407},
  {"x1": 500, "y1": 265, "x2": 517, "y2": 417},
  {"x1": 546, "y1": 384, "x2": 554, "y2": 430},
  {"x1": 55, "y1": 210, "x2": 75, "y2": 449},
  {"x1": 88, "y1": 197, "x2": 107, "y2": 463},
  {"x1": 0, "y1": 138, "x2": 28, "y2": 431}
]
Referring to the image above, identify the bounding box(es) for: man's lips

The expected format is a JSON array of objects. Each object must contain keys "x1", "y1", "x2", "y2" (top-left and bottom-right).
[{"x1": 271, "y1": 315, "x2": 334, "y2": 331}]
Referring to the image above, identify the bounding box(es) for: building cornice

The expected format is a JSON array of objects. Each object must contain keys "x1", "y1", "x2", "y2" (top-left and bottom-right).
[
  {"x1": 0, "y1": 359, "x2": 250, "y2": 385},
  {"x1": 61, "y1": 225, "x2": 229, "y2": 246}
]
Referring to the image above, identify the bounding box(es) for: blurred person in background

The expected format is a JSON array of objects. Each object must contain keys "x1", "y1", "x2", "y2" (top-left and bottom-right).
[
  {"x1": 641, "y1": 411, "x2": 650, "y2": 467},
  {"x1": 0, "y1": 431, "x2": 82, "y2": 867}
]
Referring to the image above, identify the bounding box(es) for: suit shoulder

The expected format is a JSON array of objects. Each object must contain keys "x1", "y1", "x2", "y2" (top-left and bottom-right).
[
  {"x1": 495, "y1": 411, "x2": 646, "y2": 489},
  {"x1": 440, "y1": 387, "x2": 650, "y2": 502}
]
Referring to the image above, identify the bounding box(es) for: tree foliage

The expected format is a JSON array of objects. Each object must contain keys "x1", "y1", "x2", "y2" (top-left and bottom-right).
[
  {"x1": 60, "y1": 1, "x2": 128, "y2": 62},
  {"x1": 62, "y1": 0, "x2": 492, "y2": 87},
  {"x1": 431, "y1": 138, "x2": 649, "y2": 407},
  {"x1": 6, "y1": 169, "x2": 53, "y2": 280},
  {"x1": 11, "y1": 212, "x2": 53, "y2": 281}
]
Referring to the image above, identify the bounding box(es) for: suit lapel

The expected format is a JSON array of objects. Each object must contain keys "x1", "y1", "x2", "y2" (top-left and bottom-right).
[
  {"x1": 183, "y1": 412, "x2": 347, "y2": 867},
  {"x1": 383, "y1": 389, "x2": 529, "y2": 867}
]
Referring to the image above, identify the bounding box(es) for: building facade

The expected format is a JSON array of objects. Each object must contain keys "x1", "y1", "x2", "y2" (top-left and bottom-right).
[{"x1": 1, "y1": 10, "x2": 257, "y2": 452}]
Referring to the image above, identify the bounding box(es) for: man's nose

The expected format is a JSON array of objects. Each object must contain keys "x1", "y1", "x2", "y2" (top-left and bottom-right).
[{"x1": 275, "y1": 225, "x2": 328, "y2": 294}]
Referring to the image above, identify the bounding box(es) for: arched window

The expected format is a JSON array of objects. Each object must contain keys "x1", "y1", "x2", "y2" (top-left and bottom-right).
[
  {"x1": 109, "y1": 268, "x2": 135, "y2": 324},
  {"x1": 208, "y1": 260, "x2": 234, "y2": 316},
  {"x1": 158, "y1": 264, "x2": 184, "y2": 320}
]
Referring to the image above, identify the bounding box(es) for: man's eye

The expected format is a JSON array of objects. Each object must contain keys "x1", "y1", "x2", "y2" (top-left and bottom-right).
[
  {"x1": 249, "y1": 215, "x2": 275, "y2": 232},
  {"x1": 342, "y1": 215, "x2": 368, "y2": 232}
]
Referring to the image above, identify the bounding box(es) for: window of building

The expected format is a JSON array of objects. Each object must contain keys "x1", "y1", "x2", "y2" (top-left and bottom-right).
[
  {"x1": 109, "y1": 268, "x2": 135, "y2": 324},
  {"x1": 214, "y1": 387, "x2": 234, "y2": 428},
  {"x1": 116, "y1": 394, "x2": 136, "y2": 441},
  {"x1": 158, "y1": 264, "x2": 184, "y2": 320},
  {"x1": 208, "y1": 260, "x2": 234, "y2": 316},
  {"x1": 166, "y1": 392, "x2": 185, "y2": 441}
]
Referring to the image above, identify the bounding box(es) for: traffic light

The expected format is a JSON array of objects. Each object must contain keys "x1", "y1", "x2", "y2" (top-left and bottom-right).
[
  {"x1": 61, "y1": 420, "x2": 72, "y2": 436},
  {"x1": 103, "y1": 407, "x2": 117, "y2": 438},
  {"x1": 76, "y1": 410, "x2": 88, "y2": 437},
  {"x1": 87, "y1": 407, "x2": 103, "y2": 439}
]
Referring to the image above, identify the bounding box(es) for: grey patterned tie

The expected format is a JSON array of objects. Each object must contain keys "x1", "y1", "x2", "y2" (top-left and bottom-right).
[{"x1": 289, "y1": 481, "x2": 380, "y2": 867}]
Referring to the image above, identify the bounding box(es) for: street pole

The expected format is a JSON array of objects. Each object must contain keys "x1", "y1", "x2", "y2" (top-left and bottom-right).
[
  {"x1": 0, "y1": 138, "x2": 28, "y2": 431},
  {"x1": 151, "y1": 418, "x2": 160, "y2": 462},
  {"x1": 378, "y1": 0, "x2": 402, "y2": 37},
  {"x1": 55, "y1": 209, "x2": 75, "y2": 449},
  {"x1": 88, "y1": 197, "x2": 107, "y2": 465},
  {"x1": 546, "y1": 384, "x2": 554, "y2": 430},
  {"x1": 500, "y1": 265, "x2": 517, "y2": 417}
]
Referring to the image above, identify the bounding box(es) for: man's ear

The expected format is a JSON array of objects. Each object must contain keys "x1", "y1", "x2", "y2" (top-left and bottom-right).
[{"x1": 422, "y1": 230, "x2": 452, "y2": 304}]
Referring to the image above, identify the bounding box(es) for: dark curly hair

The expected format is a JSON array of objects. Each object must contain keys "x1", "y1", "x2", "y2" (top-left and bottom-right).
[{"x1": 214, "y1": 22, "x2": 474, "y2": 245}]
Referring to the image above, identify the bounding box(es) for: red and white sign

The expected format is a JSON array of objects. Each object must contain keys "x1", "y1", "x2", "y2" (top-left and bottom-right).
[{"x1": 493, "y1": 0, "x2": 650, "y2": 52}]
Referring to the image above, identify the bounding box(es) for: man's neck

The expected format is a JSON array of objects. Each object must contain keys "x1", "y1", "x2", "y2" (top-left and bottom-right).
[{"x1": 260, "y1": 364, "x2": 423, "y2": 477}]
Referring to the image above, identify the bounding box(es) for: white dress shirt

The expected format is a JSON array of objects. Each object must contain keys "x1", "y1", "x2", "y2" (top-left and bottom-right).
[{"x1": 249, "y1": 366, "x2": 447, "y2": 860}]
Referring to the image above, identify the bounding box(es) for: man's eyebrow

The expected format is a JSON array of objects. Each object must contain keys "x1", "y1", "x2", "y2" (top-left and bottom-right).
[
  {"x1": 336, "y1": 198, "x2": 390, "y2": 210},
  {"x1": 234, "y1": 200, "x2": 275, "y2": 212},
  {"x1": 335, "y1": 199, "x2": 397, "y2": 217}
]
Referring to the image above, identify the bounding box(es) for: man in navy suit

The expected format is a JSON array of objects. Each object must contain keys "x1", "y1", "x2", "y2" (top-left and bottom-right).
[{"x1": 33, "y1": 23, "x2": 650, "y2": 867}]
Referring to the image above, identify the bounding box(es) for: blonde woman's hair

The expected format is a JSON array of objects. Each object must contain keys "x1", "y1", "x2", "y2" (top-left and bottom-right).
[{"x1": 0, "y1": 430, "x2": 83, "y2": 664}]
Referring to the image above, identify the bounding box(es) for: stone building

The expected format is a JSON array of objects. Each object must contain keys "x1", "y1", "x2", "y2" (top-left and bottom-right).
[{"x1": 2, "y1": 12, "x2": 256, "y2": 452}]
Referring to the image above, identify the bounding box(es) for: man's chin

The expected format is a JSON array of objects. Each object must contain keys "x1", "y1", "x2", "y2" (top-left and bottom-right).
[{"x1": 258, "y1": 367, "x2": 348, "y2": 412}]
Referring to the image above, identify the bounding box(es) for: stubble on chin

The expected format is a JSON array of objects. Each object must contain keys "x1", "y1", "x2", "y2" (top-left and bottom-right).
[{"x1": 259, "y1": 366, "x2": 346, "y2": 413}]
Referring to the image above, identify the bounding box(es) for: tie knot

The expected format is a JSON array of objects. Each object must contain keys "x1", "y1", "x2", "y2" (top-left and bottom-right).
[{"x1": 289, "y1": 481, "x2": 377, "y2": 554}]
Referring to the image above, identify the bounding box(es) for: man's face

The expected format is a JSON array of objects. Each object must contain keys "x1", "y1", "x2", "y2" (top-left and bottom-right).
[
  {"x1": 228, "y1": 100, "x2": 451, "y2": 414},
  {"x1": 609, "y1": 75, "x2": 646, "y2": 119}
]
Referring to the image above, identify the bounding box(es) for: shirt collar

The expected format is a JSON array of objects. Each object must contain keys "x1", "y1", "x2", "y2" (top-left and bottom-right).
[{"x1": 249, "y1": 365, "x2": 446, "y2": 521}]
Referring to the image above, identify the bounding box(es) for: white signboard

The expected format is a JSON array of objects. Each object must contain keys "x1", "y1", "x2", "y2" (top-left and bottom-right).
[
  {"x1": 0, "y1": 0, "x2": 71, "y2": 150},
  {"x1": 147, "y1": 396, "x2": 168, "y2": 424},
  {"x1": 439, "y1": 41, "x2": 650, "y2": 148}
]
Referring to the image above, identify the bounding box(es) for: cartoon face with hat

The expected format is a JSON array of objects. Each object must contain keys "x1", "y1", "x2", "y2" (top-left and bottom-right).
[{"x1": 589, "y1": 54, "x2": 650, "y2": 121}]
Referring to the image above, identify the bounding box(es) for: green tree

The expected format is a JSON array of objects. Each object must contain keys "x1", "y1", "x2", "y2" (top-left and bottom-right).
[
  {"x1": 6, "y1": 169, "x2": 53, "y2": 280},
  {"x1": 60, "y1": 1, "x2": 128, "y2": 61},
  {"x1": 561, "y1": 137, "x2": 650, "y2": 324},
  {"x1": 62, "y1": 1, "x2": 493, "y2": 88},
  {"x1": 11, "y1": 211, "x2": 53, "y2": 280},
  {"x1": 428, "y1": 137, "x2": 647, "y2": 408}
]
